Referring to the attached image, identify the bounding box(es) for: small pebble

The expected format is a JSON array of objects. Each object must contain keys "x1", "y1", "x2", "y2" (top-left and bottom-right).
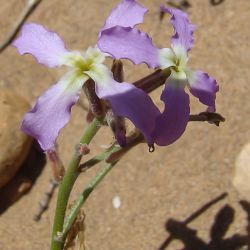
[{"x1": 112, "y1": 195, "x2": 121, "y2": 209}]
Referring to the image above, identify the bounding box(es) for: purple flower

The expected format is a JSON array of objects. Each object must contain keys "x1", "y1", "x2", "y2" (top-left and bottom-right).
[
  {"x1": 13, "y1": 0, "x2": 160, "y2": 151},
  {"x1": 98, "y1": 4, "x2": 219, "y2": 146}
]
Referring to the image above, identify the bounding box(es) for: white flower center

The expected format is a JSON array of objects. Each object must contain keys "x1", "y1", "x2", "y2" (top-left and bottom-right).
[
  {"x1": 159, "y1": 45, "x2": 189, "y2": 80},
  {"x1": 61, "y1": 47, "x2": 106, "y2": 78}
]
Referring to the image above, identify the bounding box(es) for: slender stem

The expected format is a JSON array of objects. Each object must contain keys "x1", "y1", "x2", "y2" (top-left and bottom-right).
[
  {"x1": 50, "y1": 118, "x2": 101, "y2": 250},
  {"x1": 78, "y1": 144, "x2": 120, "y2": 173},
  {"x1": 61, "y1": 132, "x2": 143, "y2": 240},
  {"x1": 62, "y1": 161, "x2": 118, "y2": 239}
]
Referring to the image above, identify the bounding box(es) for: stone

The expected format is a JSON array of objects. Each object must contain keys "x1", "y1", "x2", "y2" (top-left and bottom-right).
[
  {"x1": 0, "y1": 88, "x2": 32, "y2": 189},
  {"x1": 233, "y1": 142, "x2": 250, "y2": 200},
  {"x1": 112, "y1": 195, "x2": 121, "y2": 209}
]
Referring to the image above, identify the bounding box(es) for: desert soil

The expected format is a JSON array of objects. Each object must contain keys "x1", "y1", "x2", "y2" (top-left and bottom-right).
[{"x1": 0, "y1": 0, "x2": 250, "y2": 249}]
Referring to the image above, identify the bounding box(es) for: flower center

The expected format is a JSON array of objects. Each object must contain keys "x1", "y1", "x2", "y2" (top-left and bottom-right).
[
  {"x1": 159, "y1": 45, "x2": 188, "y2": 80},
  {"x1": 61, "y1": 47, "x2": 106, "y2": 78}
]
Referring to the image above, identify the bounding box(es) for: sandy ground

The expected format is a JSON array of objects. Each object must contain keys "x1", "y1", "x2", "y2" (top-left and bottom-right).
[{"x1": 0, "y1": 0, "x2": 250, "y2": 249}]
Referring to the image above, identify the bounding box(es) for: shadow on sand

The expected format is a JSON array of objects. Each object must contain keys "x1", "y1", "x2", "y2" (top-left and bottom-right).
[{"x1": 158, "y1": 193, "x2": 250, "y2": 250}]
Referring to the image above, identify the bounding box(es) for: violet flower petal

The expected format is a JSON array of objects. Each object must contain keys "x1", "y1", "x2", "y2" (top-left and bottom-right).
[
  {"x1": 152, "y1": 78, "x2": 190, "y2": 146},
  {"x1": 98, "y1": 80, "x2": 161, "y2": 145},
  {"x1": 13, "y1": 23, "x2": 69, "y2": 67},
  {"x1": 101, "y1": 0, "x2": 147, "y2": 32},
  {"x1": 187, "y1": 70, "x2": 219, "y2": 111},
  {"x1": 98, "y1": 26, "x2": 160, "y2": 68},
  {"x1": 85, "y1": 65, "x2": 160, "y2": 145},
  {"x1": 21, "y1": 72, "x2": 87, "y2": 151},
  {"x1": 161, "y1": 6, "x2": 196, "y2": 52}
]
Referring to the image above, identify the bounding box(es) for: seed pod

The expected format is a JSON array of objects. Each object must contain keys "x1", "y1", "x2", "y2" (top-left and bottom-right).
[{"x1": 82, "y1": 79, "x2": 105, "y2": 119}]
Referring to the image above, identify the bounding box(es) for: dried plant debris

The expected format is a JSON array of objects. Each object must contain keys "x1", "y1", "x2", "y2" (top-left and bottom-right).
[
  {"x1": 64, "y1": 208, "x2": 86, "y2": 250},
  {"x1": 33, "y1": 179, "x2": 58, "y2": 221},
  {"x1": 0, "y1": 0, "x2": 42, "y2": 53},
  {"x1": 166, "y1": 0, "x2": 191, "y2": 10},
  {"x1": 160, "y1": 1, "x2": 191, "y2": 21},
  {"x1": 164, "y1": 0, "x2": 225, "y2": 15},
  {"x1": 210, "y1": 0, "x2": 225, "y2": 6}
]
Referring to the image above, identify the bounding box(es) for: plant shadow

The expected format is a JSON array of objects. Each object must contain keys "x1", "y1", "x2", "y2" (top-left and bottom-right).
[{"x1": 158, "y1": 193, "x2": 250, "y2": 250}]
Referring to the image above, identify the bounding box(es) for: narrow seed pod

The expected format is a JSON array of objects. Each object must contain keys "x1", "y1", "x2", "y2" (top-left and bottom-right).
[
  {"x1": 82, "y1": 79, "x2": 105, "y2": 119},
  {"x1": 133, "y1": 69, "x2": 170, "y2": 93}
]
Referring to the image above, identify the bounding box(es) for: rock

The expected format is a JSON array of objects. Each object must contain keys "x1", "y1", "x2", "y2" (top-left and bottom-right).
[
  {"x1": 0, "y1": 88, "x2": 32, "y2": 189},
  {"x1": 233, "y1": 143, "x2": 250, "y2": 200}
]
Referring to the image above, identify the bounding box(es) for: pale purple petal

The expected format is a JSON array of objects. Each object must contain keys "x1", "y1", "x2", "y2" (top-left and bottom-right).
[
  {"x1": 152, "y1": 78, "x2": 190, "y2": 146},
  {"x1": 187, "y1": 70, "x2": 219, "y2": 111},
  {"x1": 98, "y1": 26, "x2": 160, "y2": 68},
  {"x1": 86, "y1": 65, "x2": 160, "y2": 145},
  {"x1": 101, "y1": 0, "x2": 147, "y2": 32},
  {"x1": 21, "y1": 72, "x2": 87, "y2": 151},
  {"x1": 161, "y1": 6, "x2": 195, "y2": 52},
  {"x1": 13, "y1": 23, "x2": 69, "y2": 67},
  {"x1": 97, "y1": 80, "x2": 160, "y2": 145}
]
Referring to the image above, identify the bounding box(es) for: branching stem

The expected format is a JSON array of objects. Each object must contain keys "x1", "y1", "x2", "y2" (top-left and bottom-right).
[{"x1": 50, "y1": 118, "x2": 101, "y2": 250}]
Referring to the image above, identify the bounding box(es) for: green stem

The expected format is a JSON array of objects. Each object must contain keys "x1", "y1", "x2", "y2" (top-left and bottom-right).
[
  {"x1": 61, "y1": 132, "x2": 144, "y2": 240},
  {"x1": 62, "y1": 161, "x2": 118, "y2": 239},
  {"x1": 78, "y1": 144, "x2": 121, "y2": 172},
  {"x1": 50, "y1": 118, "x2": 101, "y2": 250}
]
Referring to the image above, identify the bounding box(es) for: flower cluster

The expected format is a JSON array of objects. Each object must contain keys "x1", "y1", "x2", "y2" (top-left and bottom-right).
[{"x1": 13, "y1": 0, "x2": 218, "y2": 151}]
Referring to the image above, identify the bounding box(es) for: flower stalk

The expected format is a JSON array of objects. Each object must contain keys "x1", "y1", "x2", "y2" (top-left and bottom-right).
[
  {"x1": 51, "y1": 118, "x2": 101, "y2": 250},
  {"x1": 60, "y1": 132, "x2": 144, "y2": 242},
  {"x1": 61, "y1": 162, "x2": 118, "y2": 243}
]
